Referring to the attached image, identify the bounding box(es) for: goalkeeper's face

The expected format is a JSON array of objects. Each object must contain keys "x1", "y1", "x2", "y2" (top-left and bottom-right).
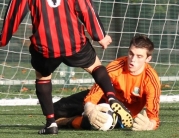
[{"x1": 127, "y1": 45, "x2": 151, "y2": 75}]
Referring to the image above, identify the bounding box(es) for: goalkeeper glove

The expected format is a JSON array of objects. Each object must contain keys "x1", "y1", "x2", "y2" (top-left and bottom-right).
[
  {"x1": 132, "y1": 110, "x2": 156, "y2": 131},
  {"x1": 109, "y1": 97, "x2": 133, "y2": 128},
  {"x1": 84, "y1": 102, "x2": 109, "y2": 129}
]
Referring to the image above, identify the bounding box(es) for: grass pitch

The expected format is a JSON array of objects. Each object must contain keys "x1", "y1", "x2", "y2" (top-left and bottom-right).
[{"x1": 0, "y1": 103, "x2": 179, "y2": 138}]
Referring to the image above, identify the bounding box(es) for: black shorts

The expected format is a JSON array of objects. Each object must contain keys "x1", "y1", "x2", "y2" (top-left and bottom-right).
[{"x1": 30, "y1": 41, "x2": 96, "y2": 77}]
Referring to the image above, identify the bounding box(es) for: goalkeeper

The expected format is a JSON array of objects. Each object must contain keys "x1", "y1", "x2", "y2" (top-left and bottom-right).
[
  {"x1": 0, "y1": 0, "x2": 129, "y2": 135},
  {"x1": 53, "y1": 35, "x2": 161, "y2": 131}
]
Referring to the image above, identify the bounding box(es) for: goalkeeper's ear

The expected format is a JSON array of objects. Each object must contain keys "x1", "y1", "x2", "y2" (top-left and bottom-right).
[{"x1": 146, "y1": 55, "x2": 152, "y2": 63}]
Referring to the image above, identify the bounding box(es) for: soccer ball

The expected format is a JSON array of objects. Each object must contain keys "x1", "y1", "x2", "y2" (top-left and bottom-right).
[{"x1": 92, "y1": 103, "x2": 118, "y2": 131}]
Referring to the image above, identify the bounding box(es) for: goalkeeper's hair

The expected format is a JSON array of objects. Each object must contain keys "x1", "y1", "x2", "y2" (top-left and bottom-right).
[{"x1": 130, "y1": 34, "x2": 154, "y2": 57}]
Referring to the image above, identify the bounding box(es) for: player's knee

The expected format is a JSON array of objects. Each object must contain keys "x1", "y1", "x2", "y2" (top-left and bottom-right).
[
  {"x1": 36, "y1": 71, "x2": 52, "y2": 79},
  {"x1": 92, "y1": 65, "x2": 107, "y2": 81},
  {"x1": 85, "y1": 57, "x2": 102, "y2": 73}
]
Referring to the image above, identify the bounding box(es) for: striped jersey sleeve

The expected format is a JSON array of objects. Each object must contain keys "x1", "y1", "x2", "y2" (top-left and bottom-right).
[
  {"x1": 75, "y1": 0, "x2": 106, "y2": 41},
  {"x1": 0, "y1": 0, "x2": 29, "y2": 46}
]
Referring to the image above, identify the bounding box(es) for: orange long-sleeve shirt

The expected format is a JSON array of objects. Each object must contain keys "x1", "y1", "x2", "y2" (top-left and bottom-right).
[{"x1": 84, "y1": 56, "x2": 161, "y2": 128}]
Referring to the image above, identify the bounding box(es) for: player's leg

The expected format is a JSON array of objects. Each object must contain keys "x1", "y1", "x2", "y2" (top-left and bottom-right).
[
  {"x1": 84, "y1": 56, "x2": 116, "y2": 96},
  {"x1": 35, "y1": 72, "x2": 58, "y2": 134},
  {"x1": 30, "y1": 47, "x2": 62, "y2": 134}
]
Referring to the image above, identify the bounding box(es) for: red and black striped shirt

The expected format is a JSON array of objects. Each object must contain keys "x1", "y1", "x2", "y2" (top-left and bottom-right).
[{"x1": 0, "y1": 0, "x2": 106, "y2": 58}]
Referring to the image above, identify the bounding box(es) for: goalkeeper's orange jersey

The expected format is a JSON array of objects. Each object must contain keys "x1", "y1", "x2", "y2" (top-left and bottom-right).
[{"x1": 84, "y1": 56, "x2": 161, "y2": 128}]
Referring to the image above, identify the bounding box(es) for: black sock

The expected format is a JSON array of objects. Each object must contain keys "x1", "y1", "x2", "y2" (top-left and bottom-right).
[
  {"x1": 92, "y1": 65, "x2": 115, "y2": 98},
  {"x1": 36, "y1": 79, "x2": 55, "y2": 126},
  {"x1": 46, "y1": 114, "x2": 55, "y2": 127}
]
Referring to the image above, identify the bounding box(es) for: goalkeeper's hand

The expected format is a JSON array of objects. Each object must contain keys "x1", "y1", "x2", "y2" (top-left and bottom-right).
[
  {"x1": 84, "y1": 102, "x2": 109, "y2": 129},
  {"x1": 132, "y1": 110, "x2": 156, "y2": 131}
]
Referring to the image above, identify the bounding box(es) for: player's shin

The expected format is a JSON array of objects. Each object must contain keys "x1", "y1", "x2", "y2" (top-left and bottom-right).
[{"x1": 91, "y1": 65, "x2": 116, "y2": 98}]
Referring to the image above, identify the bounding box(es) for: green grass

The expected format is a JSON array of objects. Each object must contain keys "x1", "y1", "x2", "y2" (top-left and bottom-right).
[{"x1": 0, "y1": 103, "x2": 179, "y2": 138}]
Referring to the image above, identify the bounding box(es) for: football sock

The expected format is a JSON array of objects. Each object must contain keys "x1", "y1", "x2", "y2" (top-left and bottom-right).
[
  {"x1": 92, "y1": 65, "x2": 116, "y2": 98},
  {"x1": 46, "y1": 114, "x2": 55, "y2": 127},
  {"x1": 36, "y1": 79, "x2": 55, "y2": 126}
]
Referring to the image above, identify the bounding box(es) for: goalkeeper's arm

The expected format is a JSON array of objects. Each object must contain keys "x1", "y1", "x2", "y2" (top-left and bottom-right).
[{"x1": 132, "y1": 110, "x2": 157, "y2": 131}]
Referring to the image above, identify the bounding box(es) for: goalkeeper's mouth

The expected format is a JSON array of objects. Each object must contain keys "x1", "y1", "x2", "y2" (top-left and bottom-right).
[{"x1": 128, "y1": 63, "x2": 134, "y2": 68}]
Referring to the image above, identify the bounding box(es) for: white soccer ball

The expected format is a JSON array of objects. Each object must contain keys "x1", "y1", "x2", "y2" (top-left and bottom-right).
[{"x1": 92, "y1": 103, "x2": 118, "y2": 131}]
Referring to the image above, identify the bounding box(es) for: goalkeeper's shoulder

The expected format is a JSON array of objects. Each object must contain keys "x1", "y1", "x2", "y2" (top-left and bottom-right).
[
  {"x1": 146, "y1": 64, "x2": 160, "y2": 79},
  {"x1": 106, "y1": 56, "x2": 126, "y2": 76},
  {"x1": 145, "y1": 64, "x2": 161, "y2": 88}
]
